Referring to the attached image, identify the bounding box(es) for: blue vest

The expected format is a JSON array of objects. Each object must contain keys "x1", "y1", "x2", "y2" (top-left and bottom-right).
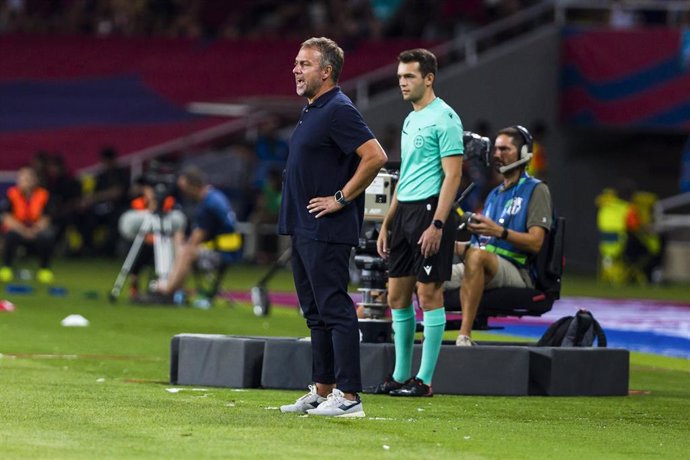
[{"x1": 472, "y1": 173, "x2": 541, "y2": 267}]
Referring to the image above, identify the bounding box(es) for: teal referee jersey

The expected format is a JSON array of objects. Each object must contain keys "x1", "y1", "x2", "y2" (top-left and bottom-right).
[{"x1": 396, "y1": 97, "x2": 463, "y2": 202}]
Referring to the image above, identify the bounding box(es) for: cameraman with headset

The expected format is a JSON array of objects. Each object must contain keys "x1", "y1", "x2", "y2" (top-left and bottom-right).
[{"x1": 449, "y1": 125, "x2": 552, "y2": 346}]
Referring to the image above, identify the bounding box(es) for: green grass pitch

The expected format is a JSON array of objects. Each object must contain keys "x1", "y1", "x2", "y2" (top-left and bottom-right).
[{"x1": 0, "y1": 258, "x2": 689, "y2": 459}]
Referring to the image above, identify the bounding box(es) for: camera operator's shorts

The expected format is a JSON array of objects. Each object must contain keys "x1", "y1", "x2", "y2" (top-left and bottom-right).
[
  {"x1": 388, "y1": 196, "x2": 457, "y2": 283},
  {"x1": 443, "y1": 256, "x2": 532, "y2": 291}
]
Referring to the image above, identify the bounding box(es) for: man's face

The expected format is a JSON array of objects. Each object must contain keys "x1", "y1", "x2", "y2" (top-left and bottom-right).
[
  {"x1": 397, "y1": 61, "x2": 429, "y2": 103},
  {"x1": 177, "y1": 175, "x2": 192, "y2": 198},
  {"x1": 493, "y1": 134, "x2": 519, "y2": 173},
  {"x1": 17, "y1": 168, "x2": 37, "y2": 192},
  {"x1": 293, "y1": 46, "x2": 326, "y2": 100}
]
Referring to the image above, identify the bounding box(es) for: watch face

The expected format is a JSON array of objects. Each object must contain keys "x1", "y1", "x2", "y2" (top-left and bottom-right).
[{"x1": 335, "y1": 190, "x2": 347, "y2": 204}]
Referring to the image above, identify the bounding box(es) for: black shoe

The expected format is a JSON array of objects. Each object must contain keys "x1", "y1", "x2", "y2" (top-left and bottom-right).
[
  {"x1": 362, "y1": 375, "x2": 406, "y2": 394},
  {"x1": 389, "y1": 377, "x2": 433, "y2": 397}
]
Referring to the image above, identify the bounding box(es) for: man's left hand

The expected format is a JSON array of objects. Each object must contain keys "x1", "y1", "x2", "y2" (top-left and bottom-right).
[
  {"x1": 307, "y1": 196, "x2": 342, "y2": 218},
  {"x1": 418, "y1": 225, "x2": 442, "y2": 258}
]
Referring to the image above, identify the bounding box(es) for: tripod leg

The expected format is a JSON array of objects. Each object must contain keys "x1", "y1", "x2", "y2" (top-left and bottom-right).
[
  {"x1": 110, "y1": 215, "x2": 151, "y2": 301},
  {"x1": 256, "y1": 247, "x2": 292, "y2": 287},
  {"x1": 153, "y1": 214, "x2": 175, "y2": 283}
]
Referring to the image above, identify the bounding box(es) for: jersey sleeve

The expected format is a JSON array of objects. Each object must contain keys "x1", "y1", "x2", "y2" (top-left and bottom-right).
[
  {"x1": 437, "y1": 110, "x2": 464, "y2": 158},
  {"x1": 527, "y1": 183, "x2": 553, "y2": 230}
]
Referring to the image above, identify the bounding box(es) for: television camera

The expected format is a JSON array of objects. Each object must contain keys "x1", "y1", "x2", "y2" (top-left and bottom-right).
[
  {"x1": 141, "y1": 161, "x2": 178, "y2": 212},
  {"x1": 109, "y1": 161, "x2": 182, "y2": 303}
]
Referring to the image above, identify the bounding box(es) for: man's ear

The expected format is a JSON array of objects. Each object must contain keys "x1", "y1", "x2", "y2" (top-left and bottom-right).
[{"x1": 322, "y1": 65, "x2": 333, "y2": 81}]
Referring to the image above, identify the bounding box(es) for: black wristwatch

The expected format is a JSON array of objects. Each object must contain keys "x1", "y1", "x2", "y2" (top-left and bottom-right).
[
  {"x1": 432, "y1": 219, "x2": 444, "y2": 229},
  {"x1": 500, "y1": 227, "x2": 509, "y2": 239},
  {"x1": 334, "y1": 190, "x2": 350, "y2": 206}
]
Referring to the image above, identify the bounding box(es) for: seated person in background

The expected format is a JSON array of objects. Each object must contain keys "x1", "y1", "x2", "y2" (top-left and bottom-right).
[
  {"x1": 118, "y1": 176, "x2": 187, "y2": 298},
  {"x1": 447, "y1": 126, "x2": 552, "y2": 346},
  {"x1": 155, "y1": 166, "x2": 239, "y2": 297},
  {"x1": 44, "y1": 153, "x2": 82, "y2": 252},
  {"x1": 0, "y1": 166, "x2": 57, "y2": 284},
  {"x1": 77, "y1": 147, "x2": 129, "y2": 256}
]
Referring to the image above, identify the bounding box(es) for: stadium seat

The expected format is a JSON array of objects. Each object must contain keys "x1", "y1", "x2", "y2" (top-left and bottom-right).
[{"x1": 443, "y1": 217, "x2": 566, "y2": 330}]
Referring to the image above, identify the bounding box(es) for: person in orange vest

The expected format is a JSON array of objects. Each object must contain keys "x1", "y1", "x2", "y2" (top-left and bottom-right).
[{"x1": 0, "y1": 166, "x2": 56, "y2": 283}]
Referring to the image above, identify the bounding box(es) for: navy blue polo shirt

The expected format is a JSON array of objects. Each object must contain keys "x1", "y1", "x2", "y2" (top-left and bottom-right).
[{"x1": 278, "y1": 87, "x2": 374, "y2": 246}]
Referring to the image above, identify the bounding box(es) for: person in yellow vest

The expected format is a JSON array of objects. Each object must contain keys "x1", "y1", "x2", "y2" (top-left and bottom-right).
[
  {"x1": 595, "y1": 187, "x2": 631, "y2": 284},
  {"x1": 0, "y1": 166, "x2": 56, "y2": 283}
]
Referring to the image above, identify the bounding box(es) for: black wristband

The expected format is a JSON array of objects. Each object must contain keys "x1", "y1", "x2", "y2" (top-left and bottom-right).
[{"x1": 500, "y1": 227, "x2": 509, "y2": 239}]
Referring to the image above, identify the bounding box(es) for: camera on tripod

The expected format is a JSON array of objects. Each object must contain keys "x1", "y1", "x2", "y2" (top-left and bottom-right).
[
  {"x1": 354, "y1": 167, "x2": 397, "y2": 341},
  {"x1": 141, "y1": 161, "x2": 178, "y2": 213},
  {"x1": 354, "y1": 227, "x2": 388, "y2": 318},
  {"x1": 109, "y1": 162, "x2": 185, "y2": 303}
]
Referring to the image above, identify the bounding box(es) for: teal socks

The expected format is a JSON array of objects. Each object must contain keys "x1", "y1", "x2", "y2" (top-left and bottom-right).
[
  {"x1": 416, "y1": 308, "x2": 447, "y2": 385},
  {"x1": 391, "y1": 304, "x2": 416, "y2": 383}
]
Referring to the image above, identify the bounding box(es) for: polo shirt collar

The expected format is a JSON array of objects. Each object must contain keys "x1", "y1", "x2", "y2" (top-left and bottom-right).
[{"x1": 306, "y1": 86, "x2": 341, "y2": 109}]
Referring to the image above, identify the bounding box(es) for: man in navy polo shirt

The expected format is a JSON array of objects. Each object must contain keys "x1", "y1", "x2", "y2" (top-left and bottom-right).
[{"x1": 278, "y1": 37, "x2": 387, "y2": 418}]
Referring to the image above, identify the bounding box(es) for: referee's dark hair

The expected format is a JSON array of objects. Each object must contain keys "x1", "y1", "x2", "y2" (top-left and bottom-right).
[
  {"x1": 398, "y1": 48, "x2": 438, "y2": 78},
  {"x1": 301, "y1": 36, "x2": 344, "y2": 83}
]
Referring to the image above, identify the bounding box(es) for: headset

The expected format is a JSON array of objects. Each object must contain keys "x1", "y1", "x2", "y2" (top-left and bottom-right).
[{"x1": 498, "y1": 125, "x2": 533, "y2": 174}]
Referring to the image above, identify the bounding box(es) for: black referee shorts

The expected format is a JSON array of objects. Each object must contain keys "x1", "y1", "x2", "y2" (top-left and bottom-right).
[{"x1": 388, "y1": 196, "x2": 457, "y2": 283}]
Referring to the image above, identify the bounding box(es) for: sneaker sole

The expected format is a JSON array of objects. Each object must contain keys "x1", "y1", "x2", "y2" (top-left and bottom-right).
[
  {"x1": 308, "y1": 410, "x2": 366, "y2": 418},
  {"x1": 336, "y1": 410, "x2": 365, "y2": 418}
]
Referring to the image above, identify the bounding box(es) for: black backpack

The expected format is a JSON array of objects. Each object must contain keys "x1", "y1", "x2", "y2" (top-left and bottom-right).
[{"x1": 537, "y1": 309, "x2": 607, "y2": 347}]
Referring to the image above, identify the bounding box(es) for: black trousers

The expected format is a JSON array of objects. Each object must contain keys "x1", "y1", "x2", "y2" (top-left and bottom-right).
[
  {"x1": 2, "y1": 229, "x2": 54, "y2": 268},
  {"x1": 290, "y1": 235, "x2": 361, "y2": 393}
]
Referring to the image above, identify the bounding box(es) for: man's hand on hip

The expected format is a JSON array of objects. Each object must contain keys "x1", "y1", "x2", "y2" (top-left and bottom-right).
[{"x1": 307, "y1": 196, "x2": 343, "y2": 218}]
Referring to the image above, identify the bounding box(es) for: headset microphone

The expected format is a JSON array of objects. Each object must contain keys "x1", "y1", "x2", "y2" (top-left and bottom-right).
[{"x1": 498, "y1": 153, "x2": 532, "y2": 174}]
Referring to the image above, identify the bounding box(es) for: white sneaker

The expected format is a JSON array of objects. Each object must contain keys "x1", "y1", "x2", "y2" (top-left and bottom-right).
[
  {"x1": 306, "y1": 389, "x2": 365, "y2": 418},
  {"x1": 280, "y1": 385, "x2": 326, "y2": 414},
  {"x1": 456, "y1": 335, "x2": 476, "y2": 347}
]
